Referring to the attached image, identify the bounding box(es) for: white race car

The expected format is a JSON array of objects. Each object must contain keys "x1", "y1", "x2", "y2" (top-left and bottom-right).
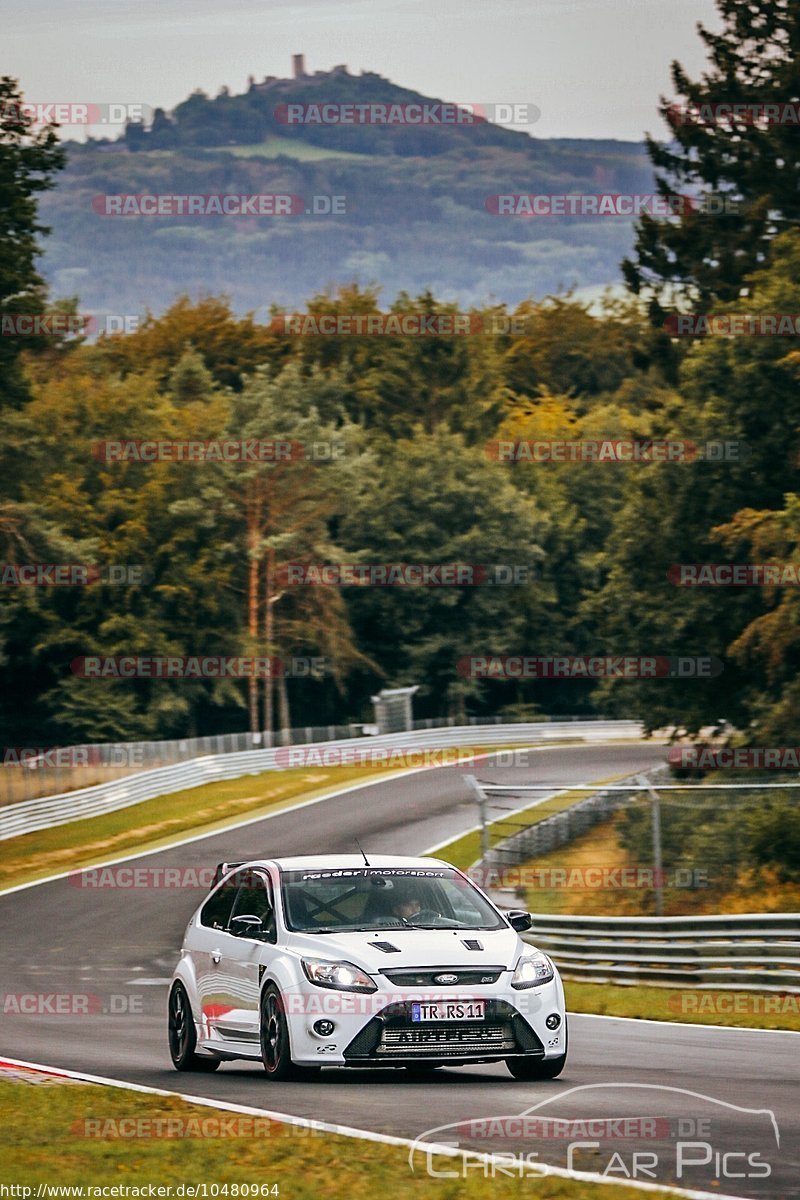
[{"x1": 168, "y1": 854, "x2": 567, "y2": 1080}]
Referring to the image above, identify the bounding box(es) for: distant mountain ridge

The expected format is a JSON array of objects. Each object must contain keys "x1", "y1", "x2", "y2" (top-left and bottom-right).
[{"x1": 41, "y1": 60, "x2": 655, "y2": 315}]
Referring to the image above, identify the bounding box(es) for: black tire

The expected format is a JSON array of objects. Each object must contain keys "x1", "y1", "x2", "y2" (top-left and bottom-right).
[
  {"x1": 260, "y1": 984, "x2": 297, "y2": 1080},
  {"x1": 507, "y1": 1052, "x2": 566, "y2": 1080},
  {"x1": 168, "y1": 982, "x2": 221, "y2": 1072},
  {"x1": 507, "y1": 1023, "x2": 568, "y2": 1080}
]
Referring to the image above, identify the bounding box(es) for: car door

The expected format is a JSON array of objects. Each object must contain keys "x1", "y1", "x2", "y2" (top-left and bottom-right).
[
  {"x1": 214, "y1": 868, "x2": 277, "y2": 1045},
  {"x1": 193, "y1": 868, "x2": 248, "y2": 1045}
]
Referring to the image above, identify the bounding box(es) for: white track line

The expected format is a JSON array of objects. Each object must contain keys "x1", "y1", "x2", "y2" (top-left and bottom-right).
[
  {"x1": 0, "y1": 1054, "x2": 747, "y2": 1200},
  {"x1": 0, "y1": 742, "x2": 602, "y2": 899},
  {"x1": 569, "y1": 1011, "x2": 800, "y2": 1036}
]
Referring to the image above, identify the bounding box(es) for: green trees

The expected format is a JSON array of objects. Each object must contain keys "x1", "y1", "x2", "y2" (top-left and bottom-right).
[
  {"x1": 0, "y1": 77, "x2": 65, "y2": 409},
  {"x1": 339, "y1": 426, "x2": 550, "y2": 719},
  {"x1": 590, "y1": 231, "x2": 800, "y2": 733},
  {"x1": 624, "y1": 0, "x2": 800, "y2": 311}
]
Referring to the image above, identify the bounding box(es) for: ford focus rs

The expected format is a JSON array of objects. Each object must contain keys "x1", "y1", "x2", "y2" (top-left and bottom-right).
[{"x1": 168, "y1": 854, "x2": 567, "y2": 1080}]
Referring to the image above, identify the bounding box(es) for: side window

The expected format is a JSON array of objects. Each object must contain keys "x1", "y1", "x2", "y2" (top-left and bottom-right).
[
  {"x1": 230, "y1": 870, "x2": 276, "y2": 942},
  {"x1": 199, "y1": 871, "x2": 241, "y2": 931}
]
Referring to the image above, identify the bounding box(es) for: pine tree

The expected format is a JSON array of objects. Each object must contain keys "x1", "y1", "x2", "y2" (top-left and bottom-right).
[
  {"x1": 623, "y1": 0, "x2": 800, "y2": 314},
  {"x1": 0, "y1": 78, "x2": 65, "y2": 408}
]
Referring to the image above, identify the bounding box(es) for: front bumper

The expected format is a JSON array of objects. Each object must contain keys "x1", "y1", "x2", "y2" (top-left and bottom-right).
[
  {"x1": 285, "y1": 977, "x2": 565, "y2": 1067},
  {"x1": 343, "y1": 998, "x2": 544, "y2": 1065}
]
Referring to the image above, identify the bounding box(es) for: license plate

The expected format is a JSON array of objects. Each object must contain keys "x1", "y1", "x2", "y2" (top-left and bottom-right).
[{"x1": 411, "y1": 1001, "x2": 486, "y2": 1022}]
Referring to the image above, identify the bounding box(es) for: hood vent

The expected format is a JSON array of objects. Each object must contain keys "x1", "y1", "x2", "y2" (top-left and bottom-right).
[
  {"x1": 369, "y1": 940, "x2": 402, "y2": 953},
  {"x1": 461, "y1": 939, "x2": 484, "y2": 951}
]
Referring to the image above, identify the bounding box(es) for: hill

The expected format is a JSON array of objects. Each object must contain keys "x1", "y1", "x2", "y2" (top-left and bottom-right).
[{"x1": 38, "y1": 62, "x2": 655, "y2": 316}]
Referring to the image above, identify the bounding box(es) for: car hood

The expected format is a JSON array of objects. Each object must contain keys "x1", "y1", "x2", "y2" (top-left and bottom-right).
[{"x1": 288, "y1": 926, "x2": 526, "y2": 973}]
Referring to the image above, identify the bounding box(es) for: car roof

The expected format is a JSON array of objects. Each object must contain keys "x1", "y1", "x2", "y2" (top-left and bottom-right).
[{"x1": 245, "y1": 854, "x2": 454, "y2": 872}]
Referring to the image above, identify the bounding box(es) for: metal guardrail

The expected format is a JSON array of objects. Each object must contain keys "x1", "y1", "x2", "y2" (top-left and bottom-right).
[
  {"x1": 479, "y1": 773, "x2": 651, "y2": 873},
  {"x1": 0, "y1": 713, "x2": 628, "y2": 805},
  {"x1": 523, "y1": 913, "x2": 800, "y2": 990},
  {"x1": 0, "y1": 720, "x2": 644, "y2": 842}
]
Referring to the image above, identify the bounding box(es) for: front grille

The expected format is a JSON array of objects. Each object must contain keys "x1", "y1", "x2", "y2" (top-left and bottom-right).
[
  {"x1": 382, "y1": 967, "x2": 504, "y2": 986},
  {"x1": 343, "y1": 1000, "x2": 545, "y2": 1062},
  {"x1": 379, "y1": 1022, "x2": 514, "y2": 1056}
]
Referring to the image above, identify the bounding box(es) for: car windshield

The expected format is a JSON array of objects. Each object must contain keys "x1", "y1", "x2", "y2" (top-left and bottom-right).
[{"x1": 280, "y1": 867, "x2": 506, "y2": 932}]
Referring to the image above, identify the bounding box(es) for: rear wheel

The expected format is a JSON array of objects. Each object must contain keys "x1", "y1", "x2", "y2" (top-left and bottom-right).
[{"x1": 168, "y1": 982, "x2": 220, "y2": 1072}]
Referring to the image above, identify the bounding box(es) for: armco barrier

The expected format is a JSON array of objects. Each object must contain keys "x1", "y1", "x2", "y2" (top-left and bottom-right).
[
  {"x1": 479, "y1": 772, "x2": 653, "y2": 873},
  {"x1": 524, "y1": 912, "x2": 800, "y2": 990},
  {"x1": 0, "y1": 720, "x2": 644, "y2": 841}
]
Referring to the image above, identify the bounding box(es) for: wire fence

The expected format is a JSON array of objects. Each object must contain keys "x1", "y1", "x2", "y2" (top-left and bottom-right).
[{"x1": 466, "y1": 774, "x2": 800, "y2": 919}]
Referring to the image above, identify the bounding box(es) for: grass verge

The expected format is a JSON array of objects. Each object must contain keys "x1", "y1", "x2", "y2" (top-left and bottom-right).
[
  {"x1": 0, "y1": 1076, "x2": 672, "y2": 1198},
  {"x1": 0, "y1": 744, "x2": 529, "y2": 893},
  {"x1": 566, "y1": 980, "x2": 800, "y2": 1032},
  {"x1": 436, "y1": 781, "x2": 618, "y2": 872}
]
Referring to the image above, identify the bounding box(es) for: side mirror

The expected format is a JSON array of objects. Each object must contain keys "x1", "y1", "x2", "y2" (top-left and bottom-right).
[
  {"x1": 230, "y1": 914, "x2": 263, "y2": 936},
  {"x1": 506, "y1": 909, "x2": 532, "y2": 932}
]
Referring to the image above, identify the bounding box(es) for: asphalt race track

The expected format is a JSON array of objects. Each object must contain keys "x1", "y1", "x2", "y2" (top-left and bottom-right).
[{"x1": 1, "y1": 743, "x2": 797, "y2": 1198}]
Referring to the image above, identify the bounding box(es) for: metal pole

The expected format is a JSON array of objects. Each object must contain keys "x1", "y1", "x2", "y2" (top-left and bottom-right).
[
  {"x1": 638, "y1": 775, "x2": 664, "y2": 917},
  {"x1": 464, "y1": 774, "x2": 489, "y2": 862}
]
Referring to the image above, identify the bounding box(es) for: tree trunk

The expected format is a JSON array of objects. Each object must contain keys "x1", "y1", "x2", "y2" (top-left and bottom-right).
[
  {"x1": 246, "y1": 494, "x2": 261, "y2": 735},
  {"x1": 262, "y1": 549, "x2": 275, "y2": 743},
  {"x1": 277, "y1": 671, "x2": 292, "y2": 745}
]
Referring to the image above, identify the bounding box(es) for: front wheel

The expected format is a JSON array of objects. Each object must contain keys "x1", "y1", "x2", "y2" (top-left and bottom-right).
[
  {"x1": 168, "y1": 982, "x2": 220, "y2": 1072},
  {"x1": 507, "y1": 1023, "x2": 568, "y2": 1080},
  {"x1": 507, "y1": 1052, "x2": 566, "y2": 1080},
  {"x1": 260, "y1": 984, "x2": 298, "y2": 1080}
]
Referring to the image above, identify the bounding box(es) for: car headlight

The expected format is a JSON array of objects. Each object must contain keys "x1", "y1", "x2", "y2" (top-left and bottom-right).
[
  {"x1": 301, "y1": 957, "x2": 377, "y2": 993},
  {"x1": 511, "y1": 952, "x2": 555, "y2": 989}
]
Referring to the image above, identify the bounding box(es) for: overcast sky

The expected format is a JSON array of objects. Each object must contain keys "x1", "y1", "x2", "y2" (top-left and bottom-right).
[{"x1": 5, "y1": 0, "x2": 721, "y2": 141}]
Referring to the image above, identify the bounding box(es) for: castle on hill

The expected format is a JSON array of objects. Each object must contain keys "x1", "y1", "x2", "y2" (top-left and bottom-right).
[{"x1": 247, "y1": 56, "x2": 355, "y2": 92}]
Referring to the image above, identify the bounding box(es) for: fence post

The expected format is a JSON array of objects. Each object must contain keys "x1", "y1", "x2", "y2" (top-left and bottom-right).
[
  {"x1": 638, "y1": 774, "x2": 664, "y2": 917},
  {"x1": 464, "y1": 775, "x2": 489, "y2": 863}
]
